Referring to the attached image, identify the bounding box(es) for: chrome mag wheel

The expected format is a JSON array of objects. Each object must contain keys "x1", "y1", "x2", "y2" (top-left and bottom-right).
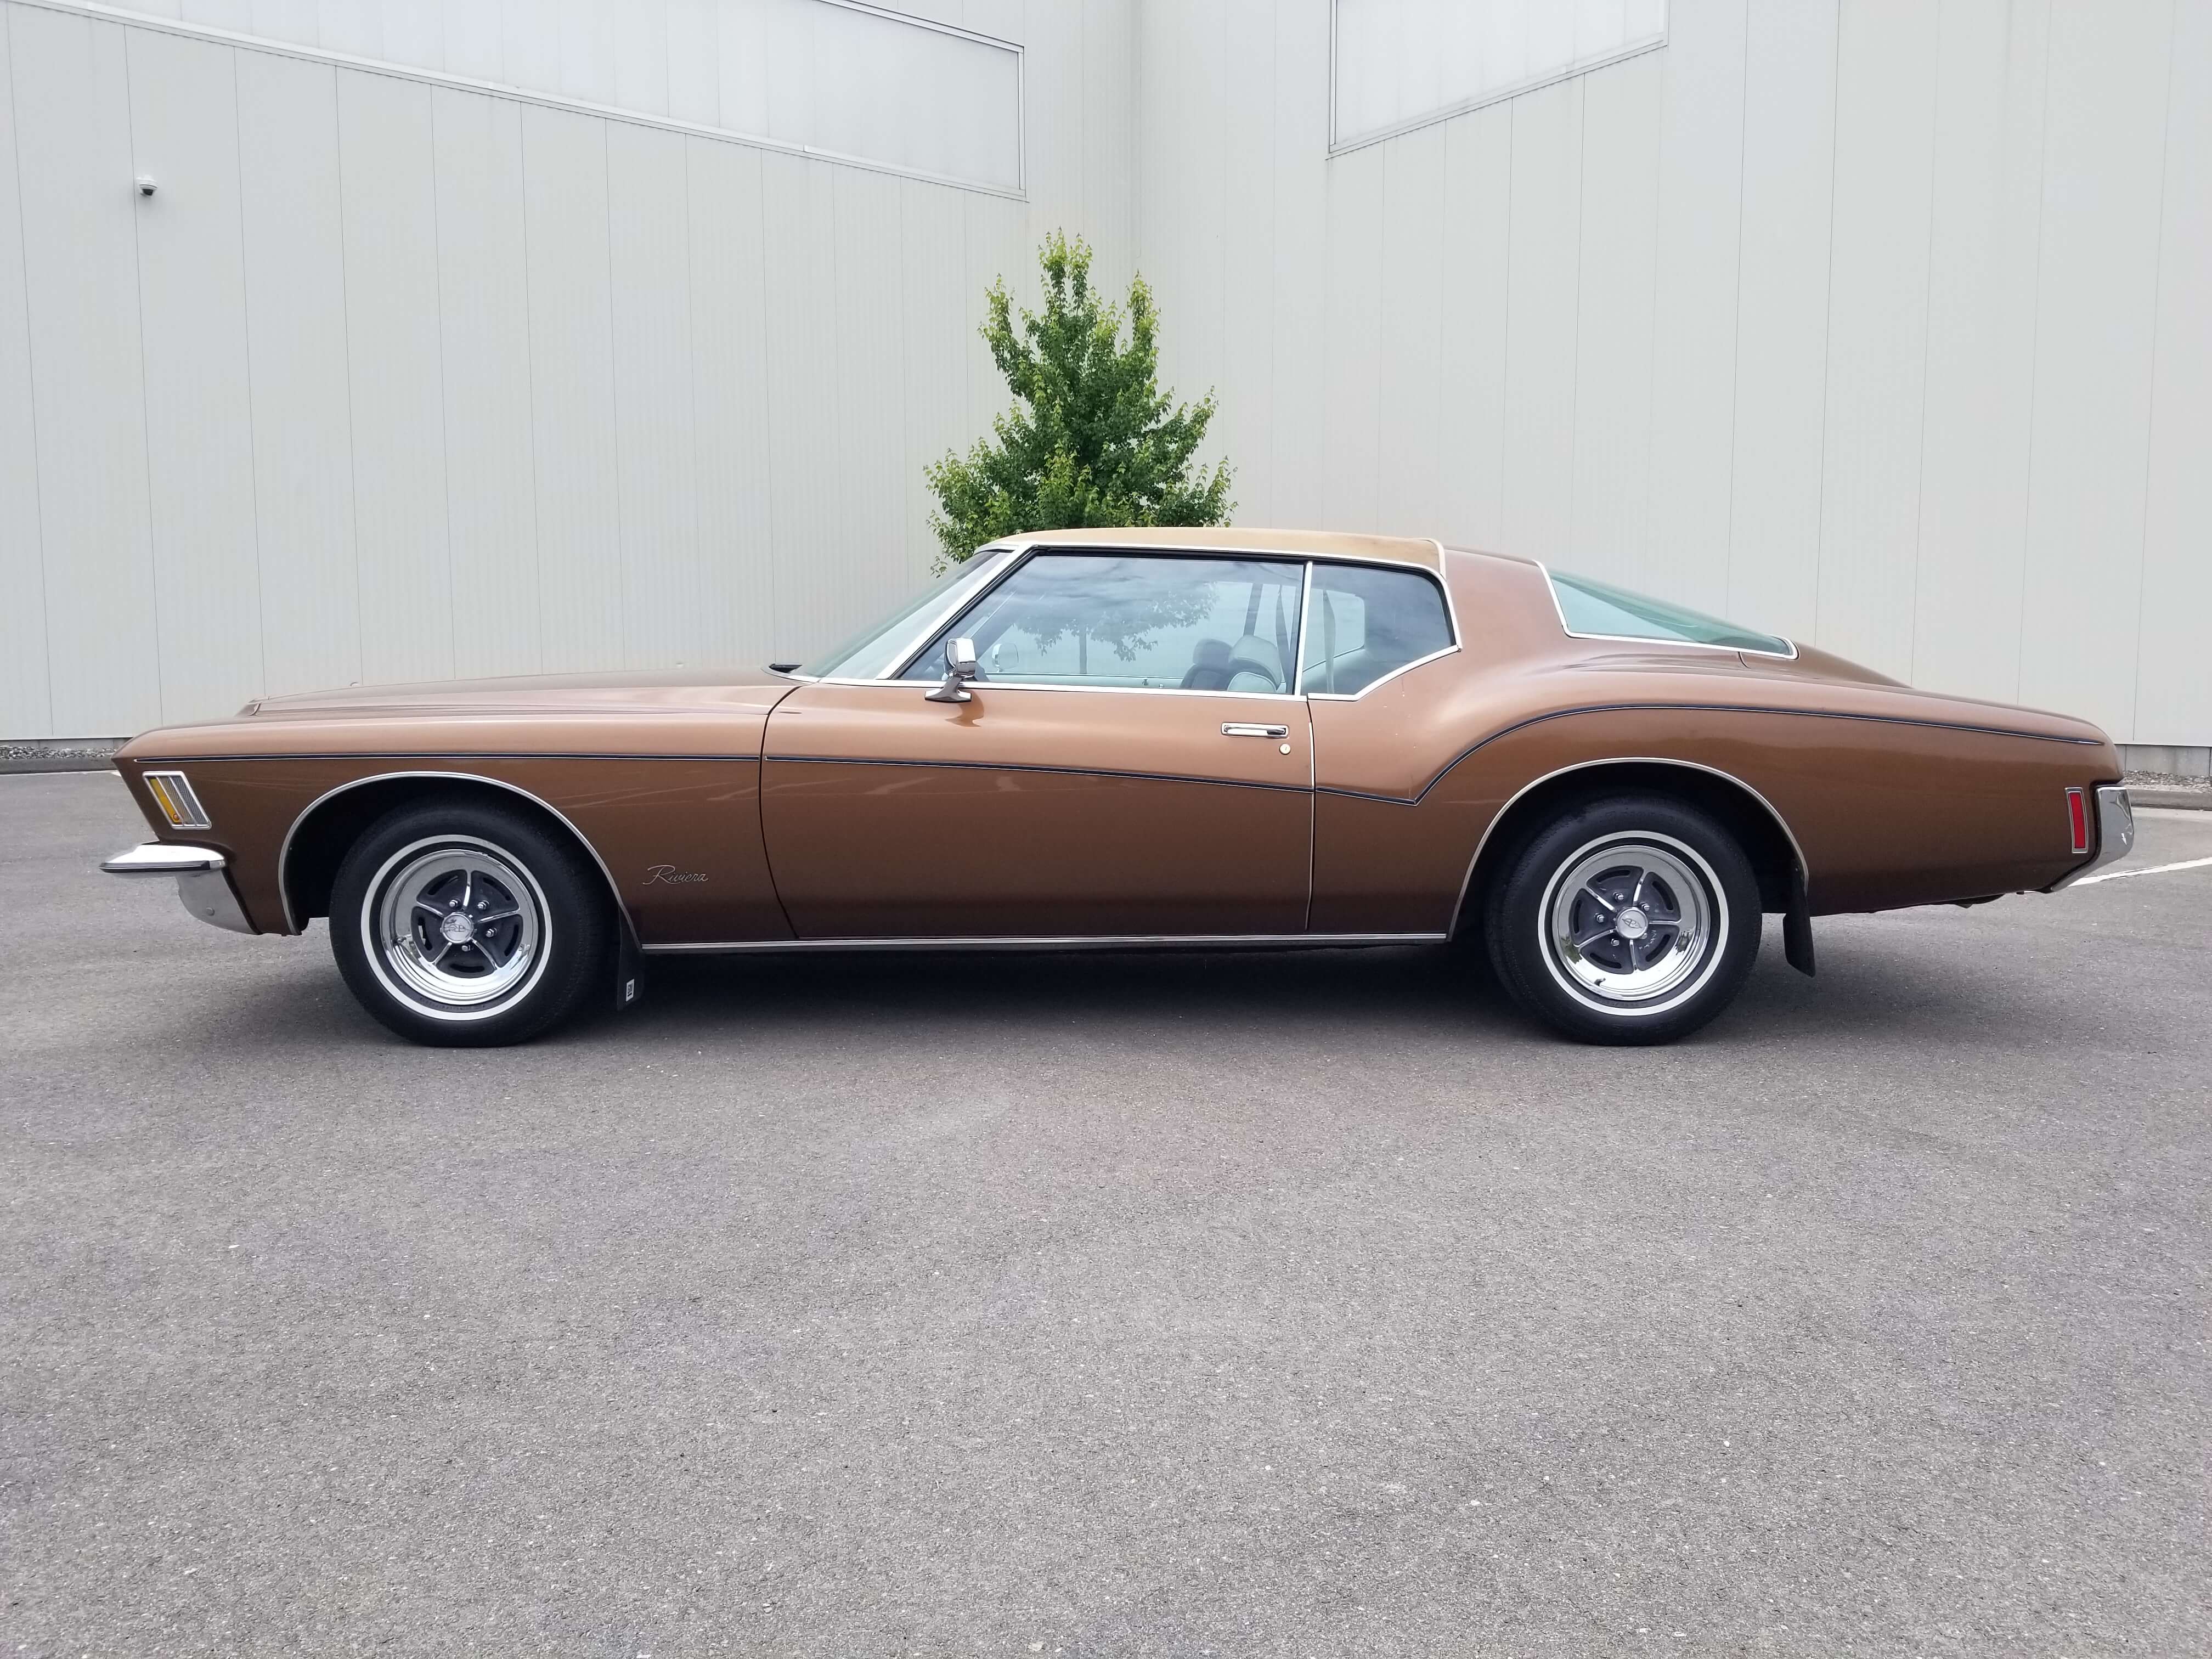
[
  {"x1": 1541, "y1": 833, "x2": 1724, "y2": 1012},
  {"x1": 364, "y1": 837, "x2": 549, "y2": 1019}
]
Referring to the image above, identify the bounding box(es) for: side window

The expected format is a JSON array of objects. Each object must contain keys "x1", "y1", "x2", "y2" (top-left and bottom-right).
[
  {"x1": 901, "y1": 553, "x2": 1306, "y2": 692},
  {"x1": 1301, "y1": 565, "x2": 1453, "y2": 695}
]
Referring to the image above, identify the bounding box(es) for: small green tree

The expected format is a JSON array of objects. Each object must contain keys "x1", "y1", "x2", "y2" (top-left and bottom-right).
[{"x1": 927, "y1": 231, "x2": 1233, "y2": 568}]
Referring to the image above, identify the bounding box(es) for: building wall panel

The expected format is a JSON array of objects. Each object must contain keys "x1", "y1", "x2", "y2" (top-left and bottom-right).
[
  {"x1": 1264, "y1": 0, "x2": 1329, "y2": 530},
  {"x1": 1434, "y1": 103, "x2": 1510, "y2": 554},
  {"x1": 2017, "y1": 0, "x2": 2170, "y2": 740},
  {"x1": 336, "y1": 67, "x2": 452, "y2": 686},
  {"x1": 1641, "y1": 0, "x2": 1744, "y2": 615},
  {"x1": 1724, "y1": 0, "x2": 1836, "y2": 642},
  {"x1": 431, "y1": 87, "x2": 541, "y2": 679},
  {"x1": 1814, "y1": 0, "x2": 1938, "y2": 680},
  {"x1": 1215, "y1": 0, "x2": 1276, "y2": 522},
  {"x1": 0, "y1": 10, "x2": 53, "y2": 735},
  {"x1": 1375, "y1": 122, "x2": 1445, "y2": 538},
  {"x1": 1498, "y1": 76, "x2": 1583, "y2": 564},
  {"x1": 897, "y1": 176, "x2": 969, "y2": 574},
  {"x1": 608, "y1": 120, "x2": 703, "y2": 668},
  {"x1": 522, "y1": 102, "x2": 625, "y2": 672},
  {"x1": 127, "y1": 26, "x2": 266, "y2": 722},
  {"x1": 759, "y1": 151, "x2": 844, "y2": 653},
  {"x1": 234, "y1": 48, "x2": 359, "y2": 701},
  {"x1": 8, "y1": 7, "x2": 161, "y2": 735},
  {"x1": 1321, "y1": 141, "x2": 1384, "y2": 531},
  {"x1": 686, "y1": 137, "x2": 778, "y2": 667},
  {"x1": 1910, "y1": 0, "x2": 2047, "y2": 709},
  {"x1": 2135, "y1": 0, "x2": 2212, "y2": 746},
  {"x1": 1567, "y1": 46, "x2": 1661, "y2": 585},
  {"x1": 831, "y1": 164, "x2": 918, "y2": 612}
]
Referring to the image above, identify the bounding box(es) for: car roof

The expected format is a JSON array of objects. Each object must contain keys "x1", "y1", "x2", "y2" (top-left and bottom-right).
[{"x1": 997, "y1": 526, "x2": 1447, "y2": 572}]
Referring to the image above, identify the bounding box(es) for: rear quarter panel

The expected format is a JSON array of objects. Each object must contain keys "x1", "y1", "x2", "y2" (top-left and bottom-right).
[{"x1": 1310, "y1": 552, "x2": 2120, "y2": 930}]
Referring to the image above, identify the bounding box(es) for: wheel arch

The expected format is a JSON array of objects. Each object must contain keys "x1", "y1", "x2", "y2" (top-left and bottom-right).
[
  {"x1": 279, "y1": 771, "x2": 635, "y2": 949},
  {"x1": 1451, "y1": 758, "x2": 1807, "y2": 940}
]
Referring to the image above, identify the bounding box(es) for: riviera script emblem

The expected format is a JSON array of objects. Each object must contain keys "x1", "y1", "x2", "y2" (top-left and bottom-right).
[{"x1": 643, "y1": 865, "x2": 709, "y2": 886}]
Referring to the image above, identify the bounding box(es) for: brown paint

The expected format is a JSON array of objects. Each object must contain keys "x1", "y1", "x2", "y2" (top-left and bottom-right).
[
  {"x1": 762, "y1": 680, "x2": 1312, "y2": 936},
  {"x1": 109, "y1": 528, "x2": 2123, "y2": 950}
]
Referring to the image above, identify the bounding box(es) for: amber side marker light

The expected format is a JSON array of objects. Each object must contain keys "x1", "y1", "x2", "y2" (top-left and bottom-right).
[
  {"x1": 2065, "y1": 787, "x2": 2090, "y2": 857},
  {"x1": 145, "y1": 770, "x2": 212, "y2": 831}
]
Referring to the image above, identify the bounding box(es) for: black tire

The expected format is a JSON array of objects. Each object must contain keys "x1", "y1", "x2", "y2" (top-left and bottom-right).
[
  {"x1": 1483, "y1": 793, "x2": 1760, "y2": 1045},
  {"x1": 329, "y1": 799, "x2": 612, "y2": 1047}
]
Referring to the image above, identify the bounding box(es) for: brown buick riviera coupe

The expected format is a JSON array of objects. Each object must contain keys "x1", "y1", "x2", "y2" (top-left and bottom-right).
[{"x1": 105, "y1": 528, "x2": 2132, "y2": 1047}]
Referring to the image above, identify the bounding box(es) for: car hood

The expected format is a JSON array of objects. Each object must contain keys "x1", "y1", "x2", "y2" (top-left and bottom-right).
[{"x1": 116, "y1": 665, "x2": 804, "y2": 764}]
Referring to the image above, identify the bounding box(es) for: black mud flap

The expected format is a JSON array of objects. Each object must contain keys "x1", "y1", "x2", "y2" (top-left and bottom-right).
[
  {"x1": 615, "y1": 925, "x2": 645, "y2": 1013},
  {"x1": 1783, "y1": 870, "x2": 1815, "y2": 978}
]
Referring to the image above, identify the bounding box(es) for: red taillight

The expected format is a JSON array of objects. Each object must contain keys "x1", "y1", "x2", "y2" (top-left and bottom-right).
[{"x1": 2066, "y1": 787, "x2": 2090, "y2": 856}]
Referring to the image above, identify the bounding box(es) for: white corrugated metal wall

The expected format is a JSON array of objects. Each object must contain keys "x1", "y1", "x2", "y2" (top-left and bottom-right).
[
  {"x1": 1138, "y1": 0, "x2": 2211, "y2": 749},
  {"x1": 0, "y1": 0, "x2": 1135, "y2": 737},
  {"x1": 3, "y1": 0, "x2": 2207, "y2": 748}
]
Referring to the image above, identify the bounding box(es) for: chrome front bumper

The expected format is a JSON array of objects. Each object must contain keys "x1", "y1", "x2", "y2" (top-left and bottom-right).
[
  {"x1": 101, "y1": 842, "x2": 255, "y2": 934},
  {"x1": 2049, "y1": 785, "x2": 2136, "y2": 891}
]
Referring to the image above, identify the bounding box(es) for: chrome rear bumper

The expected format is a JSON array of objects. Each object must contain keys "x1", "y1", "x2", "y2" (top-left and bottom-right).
[
  {"x1": 101, "y1": 842, "x2": 255, "y2": 934},
  {"x1": 2049, "y1": 786, "x2": 2136, "y2": 891}
]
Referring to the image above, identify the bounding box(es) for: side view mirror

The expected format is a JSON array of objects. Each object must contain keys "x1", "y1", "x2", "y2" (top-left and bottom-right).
[{"x1": 924, "y1": 636, "x2": 980, "y2": 703}]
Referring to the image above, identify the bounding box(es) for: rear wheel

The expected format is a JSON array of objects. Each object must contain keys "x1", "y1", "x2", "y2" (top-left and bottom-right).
[
  {"x1": 1484, "y1": 794, "x2": 1759, "y2": 1045},
  {"x1": 329, "y1": 800, "x2": 611, "y2": 1047}
]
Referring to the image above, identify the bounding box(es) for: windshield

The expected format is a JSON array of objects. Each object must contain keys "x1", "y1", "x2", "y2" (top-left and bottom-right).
[
  {"x1": 1547, "y1": 568, "x2": 1794, "y2": 657},
  {"x1": 799, "y1": 551, "x2": 1014, "y2": 679}
]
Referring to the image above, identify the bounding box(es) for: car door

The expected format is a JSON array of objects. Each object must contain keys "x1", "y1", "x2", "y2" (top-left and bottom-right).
[{"x1": 761, "y1": 550, "x2": 1313, "y2": 939}]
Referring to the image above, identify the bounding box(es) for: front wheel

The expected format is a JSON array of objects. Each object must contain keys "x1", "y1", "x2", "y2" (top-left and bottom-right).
[
  {"x1": 329, "y1": 800, "x2": 612, "y2": 1047},
  {"x1": 1483, "y1": 795, "x2": 1760, "y2": 1045}
]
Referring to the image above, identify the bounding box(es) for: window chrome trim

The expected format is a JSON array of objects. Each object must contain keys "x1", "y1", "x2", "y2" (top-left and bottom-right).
[
  {"x1": 1002, "y1": 533, "x2": 1444, "y2": 574},
  {"x1": 644, "y1": 931, "x2": 1447, "y2": 956},
  {"x1": 1293, "y1": 560, "x2": 1316, "y2": 692},
  {"x1": 1448, "y1": 757, "x2": 1812, "y2": 935},
  {"x1": 1294, "y1": 544, "x2": 1463, "y2": 699},
  {"x1": 918, "y1": 680, "x2": 1304, "y2": 702},
  {"x1": 888, "y1": 544, "x2": 1312, "y2": 693},
  {"x1": 864, "y1": 542, "x2": 1463, "y2": 701},
  {"x1": 1305, "y1": 644, "x2": 1460, "y2": 701},
  {"x1": 1535, "y1": 560, "x2": 1799, "y2": 661},
  {"x1": 780, "y1": 547, "x2": 1017, "y2": 685},
  {"x1": 275, "y1": 770, "x2": 633, "y2": 942}
]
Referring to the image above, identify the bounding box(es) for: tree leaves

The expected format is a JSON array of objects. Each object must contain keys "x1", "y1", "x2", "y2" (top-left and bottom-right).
[{"x1": 926, "y1": 232, "x2": 1234, "y2": 568}]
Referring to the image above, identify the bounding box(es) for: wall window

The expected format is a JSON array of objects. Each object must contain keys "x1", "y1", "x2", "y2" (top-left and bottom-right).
[
  {"x1": 904, "y1": 555, "x2": 1306, "y2": 693},
  {"x1": 95, "y1": 0, "x2": 1025, "y2": 195},
  {"x1": 1301, "y1": 565, "x2": 1454, "y2": 696},
  {"x1": 1332, "y1": 0, "x2": 1668, "y2": 153}
]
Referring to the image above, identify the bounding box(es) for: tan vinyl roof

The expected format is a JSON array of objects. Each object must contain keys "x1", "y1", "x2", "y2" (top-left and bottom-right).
[{"x1": 1001, "y1": 525, "x2": 1443, "y2": 571}]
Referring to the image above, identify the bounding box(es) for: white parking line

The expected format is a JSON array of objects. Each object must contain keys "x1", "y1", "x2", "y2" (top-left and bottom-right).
[{"x1": 2075, "y1": 855, "x2": 2212, "y2": 887}]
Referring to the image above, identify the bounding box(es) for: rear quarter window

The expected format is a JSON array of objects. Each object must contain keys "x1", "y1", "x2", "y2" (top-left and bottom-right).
[
  {"x1": 1547, "y1": 569, "x2": 1795, "y2": 657},
  {"x1": 1301, "y1": 565, "x2": 1454, "y2": 696}
]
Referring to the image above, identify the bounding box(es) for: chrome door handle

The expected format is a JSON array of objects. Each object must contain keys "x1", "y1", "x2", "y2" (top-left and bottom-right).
[{"x1": 1221, "y1": 723, "x2": 1290, "y2": 738}]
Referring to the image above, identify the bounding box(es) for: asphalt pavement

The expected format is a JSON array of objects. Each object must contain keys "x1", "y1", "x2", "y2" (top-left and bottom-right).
[{"x1": 4, "y1": 771, "x2": 2207, "y2": 1657}]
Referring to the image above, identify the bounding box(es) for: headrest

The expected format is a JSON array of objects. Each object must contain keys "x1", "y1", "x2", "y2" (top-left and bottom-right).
[{"x1": 1230, "y1": 634, "x2": 1283, "y2": 681}]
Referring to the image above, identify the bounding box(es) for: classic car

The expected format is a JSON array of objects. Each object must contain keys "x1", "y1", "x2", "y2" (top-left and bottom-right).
[{"x1": 103, "y1": 528, "x2": 2134, "y2": 1047}]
